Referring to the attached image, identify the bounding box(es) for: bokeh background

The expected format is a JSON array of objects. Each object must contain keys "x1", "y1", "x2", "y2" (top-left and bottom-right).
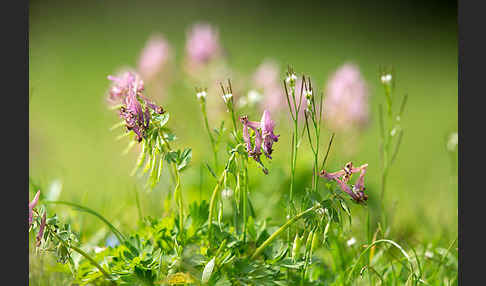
[{"x1": 29, "y1": 0, "x2": 457, "y2": 257}]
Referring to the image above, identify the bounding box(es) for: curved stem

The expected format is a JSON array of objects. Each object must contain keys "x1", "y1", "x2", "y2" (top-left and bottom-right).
[
  {"x1": 48, "y1": 226, "x2": 115, "y2": 285},
  {"x1": 172, "y1": 163, "x2": 183, "y2": 232},
  {"x1": 208, "y1": 153, "x2": 236, "y2": 238},
  {"x1": 251, "y1": 205, "x2": 319, "y2": 259},
  {"x1": 200, "y1": 100, "x2": 218, "y2": 170},
  {"x1": 347, "y1": 239, "x2": 413, "y2": 283}
]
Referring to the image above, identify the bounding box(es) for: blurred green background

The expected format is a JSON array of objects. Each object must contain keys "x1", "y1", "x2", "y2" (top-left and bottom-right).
[{"x1": 29, "y1": 0, "x2": 457, "y2": 249}]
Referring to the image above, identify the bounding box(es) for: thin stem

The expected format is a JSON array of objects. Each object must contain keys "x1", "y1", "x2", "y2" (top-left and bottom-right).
[
  {"x1": 208, "y1": 152, "x2": 236, "y2": 238},
  {"x1": 243, "y1": 157, "x2": 249, "y2": 243},
  {"x1": 134, "y1": 188, "x2": 143, "y2": 221},
  {"x1": 48, "y1": 226, "x2": 115, "y2": 285},
  {"x1": 171, "y1": 163, "x2": 183, "y2": 232},
  {"x1": 320, "y1": 133, "x2": 335, "y2": 171},
  {"x1": 251, "y1": 204, "x2": 320, "y2": 259},
  {"x1": 200, "y1": 100, "x2": 218, "y2": 170}
]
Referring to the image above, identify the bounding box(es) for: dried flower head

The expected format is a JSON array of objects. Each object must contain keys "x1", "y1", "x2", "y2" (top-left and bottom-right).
[
  {"x1": 323, "y1": 63, "x2": 369, "y2": 132},
  {"x1": 320, "y1": 162, "x2": 368, "y2": 203},
  {"x1": 138, "y1": 34, "x2": 171, "y2": 81}
]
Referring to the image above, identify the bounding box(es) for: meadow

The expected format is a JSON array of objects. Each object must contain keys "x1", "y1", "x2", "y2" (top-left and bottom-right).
[{"x1": 29, "y1": 1, "x2": 457, "y2": 285}]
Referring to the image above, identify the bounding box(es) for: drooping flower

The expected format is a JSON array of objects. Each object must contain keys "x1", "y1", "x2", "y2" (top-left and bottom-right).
[
  {"x1": 29, "y1": 190, "x2": 40, "y2": 227},
  {"x1": 260, "y1": 110, "x2": 279, "y2": 159},
  {"x1": 323, "y1": 63, "x2": 369, "y2": 132},
  {"x1": 320, "y1": 162, "x2": 368, "y2": 203},
  {"x1": 185, "y1": 23, "x2": 221, "y2": 67},
  {"x1": 36, "y1": 211, "x2": 47, "y2": 247},
  {"x1": 240, "y1": 110, "x2": 279, "y2": 173},
  {"x1": 107, "y1": 71, "x2": 164, "y2": 142},
  {"x1": 138, "y1": 34, "x2": 171, "y2": 81}
]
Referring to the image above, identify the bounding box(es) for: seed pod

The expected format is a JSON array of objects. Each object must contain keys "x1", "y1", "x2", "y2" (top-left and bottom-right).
[
  {"x1": 323, "y1": 221, "x2": 331, "y2": 244},
  {"x1": 310, "y1": 231, "x2": 319, "y2": 256},
  {"x1": 304, "y1": 230, "x2": 314, "y2": 260},
  {"x1": 292, "y1": 233, "x2": 303, "y2": 261}
]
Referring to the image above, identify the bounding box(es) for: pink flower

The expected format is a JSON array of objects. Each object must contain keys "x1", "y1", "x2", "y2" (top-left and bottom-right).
[
  {"x1": 107, "y1": 71, "x2": 164, "y2": 142},
  {"x1": 260, "y1": 110, "x2": 279, "y2": 159},
  {"x1": 29, "y1": 190, "x2": 40, "y2": 227},
  {"x1": 320, "y1": 162, "x2": 368, "y2": 203},
  {"x1": 185, "y1": 23, "x2": 221, "y2": 67},
  {"x1": 107, "y1": 71, "x2": 144, "y2": 104},
  {"x1": 138, "y1": 34, "x2": 171, "y2": 81},
  {"x1": 252, "y1": 60, "x2": 286, "y2": 113},
  {"x1": 323, "y1": 63, "x2": 369, "y2": 132},
  {"x1": 240, "y1": 110, "x2": 279, "y2": 174}
]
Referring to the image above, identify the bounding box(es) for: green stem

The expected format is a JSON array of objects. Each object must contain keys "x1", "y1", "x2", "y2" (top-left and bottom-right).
[
  {"x1": 243, "y1": 157, "x2": 249, "y2": 243},
  {"x1": 171, "y1": 163, "x2": 183, "y2": 232},
  {"x1": 208, "y1": 153, "x2": 236, "y2": 238},
  {"x1": 251, "y1": 204, "x2": 319, "y2": 259},
  {"x1": 200, "y1": 100, "x2": 218, "y2": 170},
  {"x1": 48, "y1": 226, "x2": 115, "y2": 285}
]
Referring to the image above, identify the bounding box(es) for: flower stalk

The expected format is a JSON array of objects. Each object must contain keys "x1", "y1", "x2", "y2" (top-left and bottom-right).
[
  {"x1": 251, "y1": 204, "x2": 320, "y2": 259},
  {"x1": 197, "y1": 88, "x2": 219, "y2": 170}
]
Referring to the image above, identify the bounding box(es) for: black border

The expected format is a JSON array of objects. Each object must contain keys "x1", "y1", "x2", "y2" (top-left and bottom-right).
[
  {"x1": 3, "y1": 0, "x2": 29, "y2": 284},
  {"x1": 458, "y1": 0, "x2": 485, "y2": 284}
]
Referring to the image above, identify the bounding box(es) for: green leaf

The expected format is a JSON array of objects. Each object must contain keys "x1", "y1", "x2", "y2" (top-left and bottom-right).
[
  {"x1": 205, "y1": 162, "x2": 217, "y2": 179},
  {"x1": 177, "y1": 148, "x2": 192, "y2": 171},
  {"x1": 155, "y1": 113, "x2": 170, "y2": 127},
  {"x1": 164, "y1": 151, "x2": 178, "y2": 164},
  {"x1": 202, "y1": 257, "x2": 215, "y2": 283}
]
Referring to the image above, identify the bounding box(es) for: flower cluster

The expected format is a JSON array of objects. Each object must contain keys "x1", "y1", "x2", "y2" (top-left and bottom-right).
[
  {"x1": 323, "y1": 63, "x2": 369, "y2": 132},
  {"x1": 185, "y1": 23, "x2": 221, "y2": 68},
  {"x1": 138, "y1": 34, "x2": 171, "y2": 81},
  {"x1": 252, "y1": 60, "x2": 285, "y2": 113},
  {"x1": 240, "y1": 110, "x2": 279, "y2": 173},
  {"x1": 107, "y1": 71, "x2": 164, "y2": 142},
  {"x1": 320, "y1": 162, "x2": 368, "y2": 203}
]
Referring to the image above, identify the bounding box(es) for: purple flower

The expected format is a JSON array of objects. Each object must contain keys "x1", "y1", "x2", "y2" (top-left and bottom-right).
[
  {"x1": 36, "y1": 211, "x2": 47, "y2": 247},
  {"x1": 107, "y1": 71, "x2": 144, "y2": 104},
  {"x1": 240, "y1": 110, "x2": 279, "y2": 173},
  {"x1": 29, "y1": 190, "x2": 40, "y2": 227},
  {"x1": 185, "y1": 23, "x2": 221, "y2": 67},
  {"x1": 107, "y1": 71, "x2": 164, "y2": 142},
  {"x1": 323, "y1": 63, "x2": 369, "y2": 132},
  {"x1": 320, "y1": 162, "x2": 368, "y2": 203},
  {"x1": 138, "y1": 34, "x2": 171, "y2": 81},
  {"x1": 260, "y1": 110, "x2": 279, "y2": 159}
]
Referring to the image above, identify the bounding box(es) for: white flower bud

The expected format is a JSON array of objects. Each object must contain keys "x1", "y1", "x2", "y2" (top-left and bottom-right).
[
  {"x1": 196, "y1": 91, "x2": 207, "y2": 100},
  {"x1": 347, "y1": 237, "x2": 356, "y2": 247},
  {"x1": 381, "y1": 74, "x2": 392, "y2": 84},
  {"x1": 222, "y1": 93, "x2": 233, "y2": 103}
]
